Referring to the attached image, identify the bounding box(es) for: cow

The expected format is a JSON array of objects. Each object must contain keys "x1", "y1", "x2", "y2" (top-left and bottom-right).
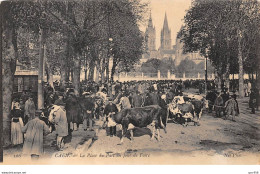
[
  {"x1": 190, "y1": 98, "x2": 208, "y2": 126},
  {"x1": 112, "y1": 105, "x2": 167, "y2": 144}
]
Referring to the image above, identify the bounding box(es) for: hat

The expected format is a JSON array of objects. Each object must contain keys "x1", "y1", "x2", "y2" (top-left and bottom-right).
[
  {"x1": 161, "y1": 94, "x2": 166, "y2": 100},
  {"x1": 54, "y1": 99, "x2": 66, "y2": 106}
]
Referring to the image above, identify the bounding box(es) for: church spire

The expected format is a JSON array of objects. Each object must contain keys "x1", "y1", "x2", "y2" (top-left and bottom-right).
[
  {"x1": 163, "y1": 12, "x2": 169, "y2": 30},
  {"x1": 148, "y1": 10, "x2": 153, "y2": 28}
]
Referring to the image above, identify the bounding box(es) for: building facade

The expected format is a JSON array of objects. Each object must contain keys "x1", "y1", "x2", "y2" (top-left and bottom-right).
[{"x1": 142, "y1": 12, "x2": 204, "y2": 66}]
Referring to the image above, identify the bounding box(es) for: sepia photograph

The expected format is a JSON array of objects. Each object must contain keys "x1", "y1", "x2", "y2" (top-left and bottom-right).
[{"x1": 0, "y1": 0, "x2": 259, "y2": 166}]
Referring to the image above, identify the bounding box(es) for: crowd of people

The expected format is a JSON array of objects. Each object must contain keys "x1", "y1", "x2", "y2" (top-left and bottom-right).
[{"x1": 9, "y1": 79, "x2": 259, "y2": 159}]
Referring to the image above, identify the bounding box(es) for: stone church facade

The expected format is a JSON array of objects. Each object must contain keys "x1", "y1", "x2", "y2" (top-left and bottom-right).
[{"x1": 142, "y1": 12, "x2": 204, "y2": 66}]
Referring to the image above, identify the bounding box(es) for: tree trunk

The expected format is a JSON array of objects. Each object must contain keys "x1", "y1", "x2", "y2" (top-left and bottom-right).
[
  {"x1": 225, "y1": 62, "x2": 230, "y2": 92},
  {"x1": 73, "y1": 54, "x2": 81, "y2": 96},
  {"x1": 101, "y1": 57, "x2": 106, "y2": 83},
  {"x1": 105, "y1": 58, "x2": 109, "y2": 83},
  {"x1": 60, "y1": 36, "x2": 70, "y2": 88},
  {"x1": 88, "y1": 60, "x2": 95, "y2": 81},
  {"x1": 85, "y1": 69, "x2": 88, "y2": 81},
  {"x1": 238, "y1": 30, "x2": 244, "y2": 98},
  {"x1": 111, "y1": 58, "x2": 117, "y2": 82},
  {"x1": 95, "y1": 61, "x2": 100, "y2": 83},
  {"x1": 45, "y1": 59, "x2": 54, "y2": 88},
  {"x1": 225, "y1": 40, "x2": 230, "y2": 92},
  {"x1": 217, "y1": 73, "x2": 222, "y2": 91},
  {"x1": 2, "y1": 27, "x2": 17, "y2": 147},
  {"x1": 60, "y1": 60, "x2": 67, "y2": 88},
  {"x1": 38, "y1": 28, "x2": 45, "y2": 110}
]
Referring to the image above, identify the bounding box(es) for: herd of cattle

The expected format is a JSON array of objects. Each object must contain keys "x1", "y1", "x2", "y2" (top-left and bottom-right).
[{"x1": 45, "y1": 89, "x2": 209, "y2": 143}]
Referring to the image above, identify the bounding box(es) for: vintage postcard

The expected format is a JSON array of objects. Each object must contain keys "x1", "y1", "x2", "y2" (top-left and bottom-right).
[{"x1": 1, "y1": 0, "x2": 259, "y2": 165}]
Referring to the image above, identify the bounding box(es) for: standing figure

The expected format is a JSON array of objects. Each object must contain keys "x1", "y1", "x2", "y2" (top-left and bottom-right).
[
  {"x1": 81, "y1": 96, "x2": 95, "y2": 131},
  {"x1": 65, "y1": 92, "x2": 81, "y2": 131},
  {"x1": 11, "y1": 108, "x2": 24, "y2": 146},
  {"x1": 214, "y1": 92, "x2": 224, "y2": 117},
  {"x1": 224, "y1": 95, "x2": 238, "y2": 121},
  {"x1": 53, "y1": 100, "x2": 68, "y2": 151},
  {"x1": 22, "y1": 110, "x2": 50, "y2": 159},
  {"x1": 249, "y1": 87, "x2": 257, "y2": 114},
  {"x1": 104, "y1": 98, "x2": 118, "y2": 137},
  {"x1": 24, "y1": 95, "x2": 36, "y2": 125}
]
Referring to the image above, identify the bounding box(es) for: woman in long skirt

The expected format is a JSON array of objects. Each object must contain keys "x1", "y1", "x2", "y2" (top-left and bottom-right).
[{"x1": 11, "y1": 108, "x2": 24, "y2": 145}]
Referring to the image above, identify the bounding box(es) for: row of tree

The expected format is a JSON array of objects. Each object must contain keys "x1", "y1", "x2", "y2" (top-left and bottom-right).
[
  {"x1": 1, "y1": 0, "x2": 148, "y2": 146},
  {"x1": 179, "y1": 0, "x2": 260, "y2": 96},
  {"x1": 140, "y1": 58, "x2": 214, "y2": 78}
]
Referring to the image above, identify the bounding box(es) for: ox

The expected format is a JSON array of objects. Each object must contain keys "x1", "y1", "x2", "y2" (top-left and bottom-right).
[
  {"x1": 168, "y1": 95, "x2": 208, "y2": 126},
  {"x1": 112, "y1": 105, "x2": 167, "y2": 144}
]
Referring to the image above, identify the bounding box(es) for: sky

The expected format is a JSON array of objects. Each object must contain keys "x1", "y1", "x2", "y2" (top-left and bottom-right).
[{"x1": 140, "y1": 0, "x2": 192, "y2": 49}]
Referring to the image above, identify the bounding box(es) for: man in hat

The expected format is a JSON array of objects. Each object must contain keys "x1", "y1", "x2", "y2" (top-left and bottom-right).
[
  {"x1": 104, "y1": 98, "x2": 118, "y2": 137},
  {"x1": 22, "y1": 110, "x2": 51, "y2": 159},
  {"x1": 81, "y1": 94, "x2": 95, "y2": 131},
  {"x1": 53, "y1": 100, "x2": 68, "y2": 151},
  {"x1": 65, "y1": 92, "x2": 81, "y2": 131},
  {"x1": 224, "y1": 94, "x2": 239, "y2": 121},
  {"x1": 214, "y1": 91, "x2": 224, "y2": 117},
  {"x1": 221, "y1": 88, "x2": 229, "y2": 104},
  {"x1": 24, "y1": 95, "x2": 36, "y2": 125}
]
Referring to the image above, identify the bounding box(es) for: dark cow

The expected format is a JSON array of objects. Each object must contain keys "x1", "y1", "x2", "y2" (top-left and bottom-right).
[
  {"x1": 168, "y1": 96, "x2": 208, "y2": 126},
  {"x1": 112, "y1": 105, "x2": 167, "y2": 144},
  {"x1": 190, "y1": 98, "x2": 208, "y2": 126}
]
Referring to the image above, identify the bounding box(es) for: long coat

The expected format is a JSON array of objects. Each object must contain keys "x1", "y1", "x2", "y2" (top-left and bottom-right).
[
  {"x1": 54, "y1": 107, "x2": 68, "y2": 137},
  {"x1": 65, "y1": 96, "x2": 81, "y2": 124},
  {"x1": 22, "y1": 117, "x2": 50, "y2": 155},
  {"x1": 225, "y1": 98, "x2": 239, "y2": 116},
  {"x1": 214, "y1": 95, "x2": 224, "y2": 113}
]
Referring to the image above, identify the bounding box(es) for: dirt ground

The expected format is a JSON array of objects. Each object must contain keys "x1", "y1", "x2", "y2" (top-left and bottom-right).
[{"x1": 3, "y1": 92, "x2": 260, "y2": 165}]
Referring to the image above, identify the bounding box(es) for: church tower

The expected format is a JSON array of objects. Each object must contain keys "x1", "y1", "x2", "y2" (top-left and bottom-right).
[
  {"x1": 160, "y1": 12, "x2": 171, "y2": 50},
  {"x1": 145, "y1": 12, "x2": 156, "y2": 51}
]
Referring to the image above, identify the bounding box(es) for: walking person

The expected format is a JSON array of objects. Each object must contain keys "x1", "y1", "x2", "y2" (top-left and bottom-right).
[{"x1": 22, "y1": 110, "x2": 51, "y2": 159}]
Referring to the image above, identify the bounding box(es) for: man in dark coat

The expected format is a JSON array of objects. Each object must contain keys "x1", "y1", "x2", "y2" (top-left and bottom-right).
[
  {"x1": 81, "y1": 96, "x2": 95, "y2": 131},
  {"x1": 206, "y1": 90, "x2": 218, "y2": 113},
  {"x1": 214, "y1": 92, "x2": 224, "y2": 117},
  {"x1": 64, "y1": 92, "x2": 81, "y2": 131},
  {"x1": 221, "y1": 88, "x2": 229, "y2": 104},
  {"x1": 103, "y1": 98, "x2": 118, "y2": 137}
]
